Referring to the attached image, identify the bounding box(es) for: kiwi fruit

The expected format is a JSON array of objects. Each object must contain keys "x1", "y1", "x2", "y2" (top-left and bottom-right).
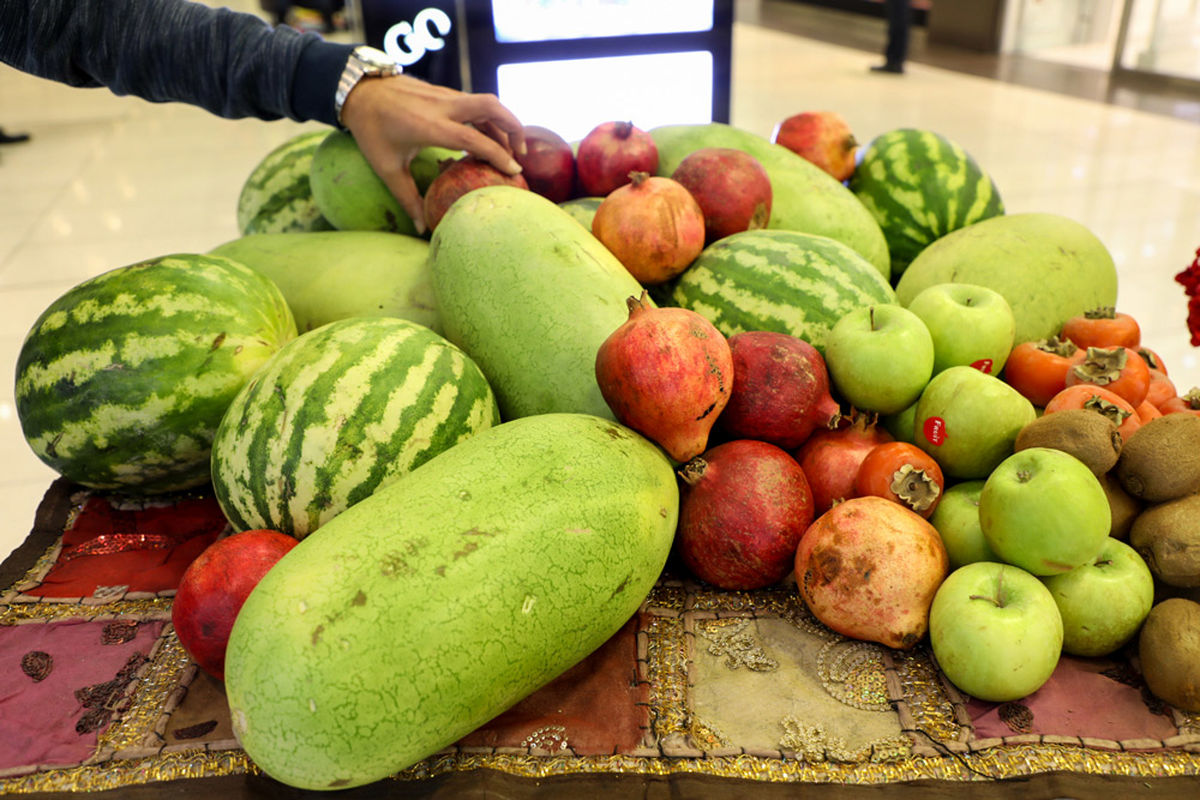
[
  {"x1": 1129, "y1": 493, "x2": 1200, "y2": 587},
  {"x1": 1115, "y1": 413, "x2": 1200, "y2": 502},
  {"x1": 1013, "y1": 408, "x2": 1121, "y2": 475},
  {"x1": 1100, "y1": 471, "x2": 1142, "y2": 540},
  {"x1": 1138, "y1": 598, "x2": 1200, "y2": 712}
]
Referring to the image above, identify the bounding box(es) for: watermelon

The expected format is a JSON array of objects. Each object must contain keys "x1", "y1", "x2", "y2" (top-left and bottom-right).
[
  {"x1": 849, "y1": 128, "x2": 1005, "y2": 282},
  {"x1": 15, "y1": 254, "x2": 297, "y2": 494},
  {"x1": 237, "y1": 129, "x2": 336, "y2": 236},
  {"x1": 210, "y1": 317, "x2": 500, "y2": 539},
  {"x1": 670, "y1": 229, "x2": 896, "y2": 354}
]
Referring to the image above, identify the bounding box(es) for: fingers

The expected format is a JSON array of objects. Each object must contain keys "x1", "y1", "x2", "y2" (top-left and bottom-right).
[{"x1": 383, "y1": 168, "x2": 426, "y2": 235}]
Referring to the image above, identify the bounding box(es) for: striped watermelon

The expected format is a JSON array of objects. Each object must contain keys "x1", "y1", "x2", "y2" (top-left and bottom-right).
[
  {"x1": 670, "y1": 229, "x2": 896, "y2": 353},
  {"x1": 849, "y1": 128, "x2": 1004, "y2": 282},
  {"x1": 210, "y1": 317, "x2": 500, "y2": 539},
  {"x1": 237, "y1": 129, "x2": 336, "y2": 236},
  {"x1": 15, "y1": 254, "x2": 297, "y2": 494}
]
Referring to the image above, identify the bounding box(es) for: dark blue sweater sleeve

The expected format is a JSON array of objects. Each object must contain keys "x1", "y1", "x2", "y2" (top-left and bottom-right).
[{"x1": 0, "y1": 0, "x2": 356, "y2": 126}]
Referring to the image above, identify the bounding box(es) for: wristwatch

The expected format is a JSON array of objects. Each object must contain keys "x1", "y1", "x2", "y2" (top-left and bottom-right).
[{"x1": 334, "y1": 45, "x2": 403, "y2": 126}]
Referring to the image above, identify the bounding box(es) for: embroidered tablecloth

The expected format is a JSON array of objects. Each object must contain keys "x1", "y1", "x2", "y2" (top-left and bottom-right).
[{"x1": 1, "y1": 479, "x2": 1199, "y2": 799}]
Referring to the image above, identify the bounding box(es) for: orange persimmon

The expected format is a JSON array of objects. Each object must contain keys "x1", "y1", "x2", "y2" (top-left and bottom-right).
[
  {"x1": 1002, "y1": 337, "x2": 1086, "y2": 408},
  {"x1": 1060, "y1": 307, "x2": 1141, "y2": 350},
  {"x1": 1044, "y1": 384, "x2": 1142, "y2": 442},
  {"x1": 853, "y1": 441, "x2": 945, "y2": 519},
  {"x1": 1146, "y1": 368, "x2": 1177, "y2": 409},
  {"x1": 1063, "y1": 346, "x2": 1151, "y2": 408}
]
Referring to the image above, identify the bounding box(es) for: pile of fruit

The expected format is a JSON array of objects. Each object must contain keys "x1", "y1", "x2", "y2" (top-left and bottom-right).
[{"x1": 11, "y1": 110, "x2": 1200, "y2": 791}]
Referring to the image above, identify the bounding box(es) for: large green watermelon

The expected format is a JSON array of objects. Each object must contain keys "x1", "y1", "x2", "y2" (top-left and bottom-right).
[
  {"x1": 237, "y1": 129, "x2": 336, "y2": 236},
  {"x1": 210, "y1": 316, "x2": 500, "y2": 538},
  {"x1": 849, "y1": 128, "x2": 1005, "y2": 282},
  {"x1": 671, "y1": 229, "x2": 896, "y2": 354},
  {"x1": 15, "y1": 254, "x2": 297, "y2": 493}
]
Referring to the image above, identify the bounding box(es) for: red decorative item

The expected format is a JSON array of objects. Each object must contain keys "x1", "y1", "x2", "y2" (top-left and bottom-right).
[{"x1": 1175, "y1": 246, "x2": 1200, "y2": 346}]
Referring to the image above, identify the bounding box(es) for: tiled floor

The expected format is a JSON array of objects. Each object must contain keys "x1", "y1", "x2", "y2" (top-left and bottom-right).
[{"x1": 2, "y1": 1, "x2": 1199, "y2": 563}]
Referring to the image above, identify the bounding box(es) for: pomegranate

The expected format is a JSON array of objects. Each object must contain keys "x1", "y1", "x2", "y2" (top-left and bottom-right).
[
  {"x1": 676, "y1": 439, "x2": 814, "y2": 590},
  {"x1": 793, "y1": 412, "x2": 893, "y2": 515},
  {"x1": 717, "y1": 331, "x2": 841, "y2": 449},
  {"x1": 795, "y1": 496, "x2": 949, "y2": 649},
  {"x1": 772, "y1": 110, "x2": 859, "y2": 182},
  {"x1": 670, "y1": 147, "x2": 773, "y2": 242},
  {"x1": 515, "y1": 124, "x2": 576, "y2": 203},
  {"x1": 595, "y1": 292, "x2": 733, "y2": 462},
  {"x1": 591, "y1": 172, "x2": 706, "y2": 285},
  {"x1": 575, "y1": 120, "x2": 658, "y2": 196},
  {"x1": 423, "y1": 155, "x2": 529, "y2": 232},
  {"x1": 171, "y1": 529, "x2": 298, "y2": 680}
]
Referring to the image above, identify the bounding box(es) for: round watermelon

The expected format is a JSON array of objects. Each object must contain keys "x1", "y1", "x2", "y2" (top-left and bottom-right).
[
  {"x1": 15, "y1": 254, "x2": 298, "y2": 494},
  {"x1": 210, "y1": 316, "x2": 500, "y2": 539},
  {"x1": 670, "y1": 229, "x2": 896, "y2": 354},
  {"x1": 237, "y1": 129, "x2": 336, "y2": 236},
  {"x1": 849, "y1": 128, "x2": 1004, "y2": 282}
]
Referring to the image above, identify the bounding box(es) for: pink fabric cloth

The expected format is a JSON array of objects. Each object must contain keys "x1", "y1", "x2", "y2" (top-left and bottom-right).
[{"x1": 0, "y1": 618, "x2": 165, "y2": 771}]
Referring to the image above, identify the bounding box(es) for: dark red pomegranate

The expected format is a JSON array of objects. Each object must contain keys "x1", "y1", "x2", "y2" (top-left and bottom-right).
[
  {"x1": 595, "y1": 292, "x2": 733, "y2": 463},
  {"x1": 717, "y1": 331, "x2": 841, "y2": 449},
  {"x1": 676, "y1": 439, "x2": 814, "y2": 590},
  {"x1": 423, "y1": 155, "x2": 529, "y2": 232},
  {"x1": 171, "y1": 529, "x2": 298, "y2": 680},
  {"x1": 671, "y1": 147, "x2": 773, "y2": 242},
  {"x1": 793, "y1": 413, "x2": 893, "y2": 515},
  {"x1": 591, "y1": 172, "x2": 706, "y2": 285},
  {"x1": 515, "y1": 124, "x2": 576, "y2": 203},
  {"x1": 575, "y1": 121, "x2": 658, "y2": 197}
]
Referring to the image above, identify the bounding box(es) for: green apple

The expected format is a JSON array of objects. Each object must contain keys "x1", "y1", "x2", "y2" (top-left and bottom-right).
[
  {"x1": 929, "y1": 480, "x2": 999, "y2": 570},
  {"x1": 881, "y1": 400, "x2": 918, "y2": 444},
  {"x1": 929, "y1": 561, "x2": 1063, "y2": 702},
  {"x1": 1041, "y1": 537, "x2": 1154, "y2": 657},
  {"x1": 905, "y1": 283, "x2": 1016, "y2": 376},
  {"x1": 979, "y1": 447, "x2": 1111, "y2": 576},
  {"x1": 824, "y1": 304, "x2": 934, "y2": 415},
  {"x1": 913, "y1": 366, "x2": 1036, "y2": 479}
]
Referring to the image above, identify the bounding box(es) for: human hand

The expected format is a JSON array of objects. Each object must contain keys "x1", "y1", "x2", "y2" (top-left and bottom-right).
[{"x1": 340, "y1": 74, "x2": 527, "y2": 234}]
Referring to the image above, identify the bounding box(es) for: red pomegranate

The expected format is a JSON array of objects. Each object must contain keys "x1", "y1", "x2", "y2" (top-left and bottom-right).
[
  {"x1": 423, "y1": 155, "x2": 529, "y2": 232},
  {"x1": 515, "y1": 124, "x2": 576, "y2": 203},
  {"x1": 677, "y1": 439, "x2": 814, "y2": 590},
  {"x1": 671, "y1": 147, "x2": 773, "y2": 242},
  {"x1": 717, "y1": 331, "x2": 841, "y2": 449},
  {"x1": 171, "y1": 529, "x2": 298, "y2": 680},
  {"x1": 575, "y1": 121, "x2": 658, "y2": 197},
  {"x1": 591, "y1": 172, "x2": 706, "y2": 285},
  {"x1": 595, "y1": 292, "x2": 733, "y2": 462},
  {"x1": 793, "y1": 413, "x2": 893, "y2": 515}
]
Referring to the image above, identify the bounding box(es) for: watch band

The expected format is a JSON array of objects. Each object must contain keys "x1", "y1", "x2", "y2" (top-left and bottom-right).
[{"x1": 335, "y1": 46, "x2": 403, "y2": 126}]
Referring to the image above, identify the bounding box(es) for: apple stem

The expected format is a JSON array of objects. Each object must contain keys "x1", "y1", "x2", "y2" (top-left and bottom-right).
[{"x1": 869, "y1": 306, "x2": 877, "y2": 331}]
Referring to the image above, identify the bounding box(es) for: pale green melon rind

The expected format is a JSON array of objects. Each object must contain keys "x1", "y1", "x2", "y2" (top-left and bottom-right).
[
  {"x1": 309, "y1": 131, "x2": 419, "y2": 236},
  {"x1": 209, "y1": 231, "x2": 439, "y2": 334},
  {"x1": 428, "y1": 185, "x2": 647, "y2": 421},
  {"x1": 558, "y1": 196, "x2": 604, "y2": 230},
  {"x1": 649, "y1": 122, "x2": 891, "y2": 278},
  {"x1": 848, "y1": 127, "x2": 1004, "y2": 282},
  {"x1": 211, "y1": 317, "x2": 499, "y2": 538},
  {"x1": 670, "y1": 229, "x2": 896, "y2": 354},
  {"x1": 224, "y1": 413, "x2": 679, "y2": 791},
  {"x1": 894, "y1": 212, "x2": 1118, "y2": 346},
  {"x1": 237, "y1": 129, "x2": 335, "y2": 236},
  {"x1": 15, "y1": 254, "x2": 296, "y2": 493}
]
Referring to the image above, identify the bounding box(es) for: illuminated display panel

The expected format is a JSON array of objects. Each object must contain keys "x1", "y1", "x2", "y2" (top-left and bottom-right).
[
  {"x1": 490, "y1": 0, "x2": 715, "y2": 43},
  {"x1": 497, "y1": 51, "x2": 714, "y2": 142}
]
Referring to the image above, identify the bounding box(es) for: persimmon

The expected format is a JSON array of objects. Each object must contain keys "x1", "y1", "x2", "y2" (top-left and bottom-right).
[
  {"x1": 1161, "y1": 387, "x2": 1200, "y2": 418},
  {"x1": 1002, "y1": 336, "x2": 1085, "y2": 407},
  {"x1": 1044, "y1": 384, "x2": 1142, "y2": 442},
  {"x1": 853, "y1": 441, "x2": 945, "y2": 518},
  {"x1": 1060, "y1": 307, "x2": 1141, "y2": 350},
  {"x1": 1137, "y1": 346, "x2": 1167, "y2": 375},
  {"x1": 1146, "y1": 368, "x2": 1177, "y2": 409},
  {"x1": 1063, "y1": 346, "x2": 1151, "y2": 408},
  {"x1": 1136, "y1": 399, "x2": 1163, "y2": 423}
]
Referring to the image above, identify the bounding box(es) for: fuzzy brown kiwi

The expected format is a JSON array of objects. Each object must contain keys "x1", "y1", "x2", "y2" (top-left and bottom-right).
[
  {"x1": 1100, "y1": 471, "x2": 1142, "y2": 540},
  {"x1": 1115, "y1": 413, "x2": 1200, "y2": 502},
  {"x1": 1013, "y1": 408, "x2": 1122, "y2": 476},
  {"x1": 1138, "y1": 598, "x2": 1200, "y2": 712},
  {"x1": 1129, "y1": 493, "x2": 1200, "y2": 587}
]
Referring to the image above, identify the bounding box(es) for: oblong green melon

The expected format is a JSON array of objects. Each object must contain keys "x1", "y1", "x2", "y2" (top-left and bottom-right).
[
  {"x1": 895, "y1": 212, "x2": 1118, "y2": 346},
  {"x1": 211, "y1": 316, "x2": 499, "y2": 538},
  {"x1": 224, "y1": 412, "x2": 679, "y2": 790},
  {"x1": 15, "y1": 254, "x2": 297, "y2": 493}
]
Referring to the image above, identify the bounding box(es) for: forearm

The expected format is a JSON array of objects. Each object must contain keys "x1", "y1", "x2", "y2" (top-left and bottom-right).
[{"x1": 0, "y1": 0, "x2": 353, "y2": 124}]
